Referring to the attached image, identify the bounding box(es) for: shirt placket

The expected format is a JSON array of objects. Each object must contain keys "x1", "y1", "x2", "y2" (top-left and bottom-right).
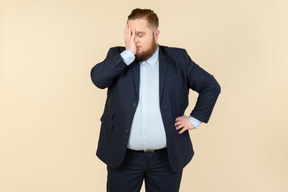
[{"x1": 141, "y1": 62, "x2": 149, "y2": 150}]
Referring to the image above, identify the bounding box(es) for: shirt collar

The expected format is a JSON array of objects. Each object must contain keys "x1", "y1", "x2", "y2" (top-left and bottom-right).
[{"x1": 141, "y1": 47, "x2": 159, "y2": 66}]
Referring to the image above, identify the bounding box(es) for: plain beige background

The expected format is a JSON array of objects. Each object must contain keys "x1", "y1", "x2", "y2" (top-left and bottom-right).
[{"x1": 1, "y1": 0, "x2": 288, "y2": 191}]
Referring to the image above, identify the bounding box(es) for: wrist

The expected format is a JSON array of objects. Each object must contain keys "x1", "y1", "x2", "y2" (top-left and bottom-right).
[{"x1": 128, "y1": 48, "x2": 136, "y2": 55}]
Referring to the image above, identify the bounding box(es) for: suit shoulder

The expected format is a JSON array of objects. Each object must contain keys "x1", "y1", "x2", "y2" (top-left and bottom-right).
[
  {"x1": 102, "y1": 46, "x2": 125, "y2": 57},
  {"x1": 107, "y1": 46, "x2": 126, "y2": 54},
  {"x1": 159, "y1": 45, "x2": 187, "y2": 55},
  {"x1": 160, "y1": 45, "x2": 186, "y2": 51}
]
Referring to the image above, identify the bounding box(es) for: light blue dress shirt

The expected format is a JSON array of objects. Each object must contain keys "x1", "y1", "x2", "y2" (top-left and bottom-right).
[{"x1": 120, "y1": 48, "x2": 202, "y2": 150}]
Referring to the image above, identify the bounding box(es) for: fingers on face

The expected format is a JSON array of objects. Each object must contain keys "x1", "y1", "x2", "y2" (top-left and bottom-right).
[
  {"x1": 125, "y1": 25, "x2": 135, "y2": 39},
  {"x1": 129, "y1": 26, "x2": 132, "y2": 35},
  {"x1": 125, "y1": 25, "x2": 130, "y2": 37},
  {"x1": 131, "y1": 28, "x2": 135, "y2": 37}
]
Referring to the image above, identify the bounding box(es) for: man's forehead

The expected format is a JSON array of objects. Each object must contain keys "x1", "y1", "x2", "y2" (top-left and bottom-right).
[
  {"x1": 128, "y1": 19, "x2": 148, "y2": 27},
  {"x1": 127, "y1": 19, "x2": 155, "y2": 33}
]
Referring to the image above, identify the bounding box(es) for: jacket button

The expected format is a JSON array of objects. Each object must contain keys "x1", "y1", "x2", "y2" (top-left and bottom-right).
[
  {"x1": 133, "y1": 103, "x2": 137, "y2": 107},
  {"x1": 125, "y1": 129, "x2": 129, "y2": 134}
]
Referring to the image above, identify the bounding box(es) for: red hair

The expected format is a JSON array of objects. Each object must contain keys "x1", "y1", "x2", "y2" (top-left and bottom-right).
[{"x1": 128, "y1": 8, "x2": 159, "y2": 30}]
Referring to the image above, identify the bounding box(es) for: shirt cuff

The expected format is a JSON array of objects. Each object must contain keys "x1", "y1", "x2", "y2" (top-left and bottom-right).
[
  {"x1": 189, "y1": 116, "x2": 202, "y2": 129},
  {"x1": 120, "y1": 49, "x2": 135, "y2": 65}
]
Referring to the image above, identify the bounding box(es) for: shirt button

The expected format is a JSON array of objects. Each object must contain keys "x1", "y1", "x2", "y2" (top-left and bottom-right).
[
  {"x1": 133, "y1": 103, "x2": 137, "y2": 107},
  {"x1": 125, "y1": 129, "x2": 129, "y2": 134}
]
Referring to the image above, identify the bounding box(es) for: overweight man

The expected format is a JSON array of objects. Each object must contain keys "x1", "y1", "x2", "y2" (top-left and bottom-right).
[{"x1": 90, "y1": 8, "x2": 221, "y2": 192}]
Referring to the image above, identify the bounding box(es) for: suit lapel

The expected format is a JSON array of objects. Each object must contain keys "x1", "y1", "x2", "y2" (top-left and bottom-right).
[
  {"x1": 159, "y1": 46, "x2": 169, "y2": 104},
  {"x1": 131, "y1": 61, "x2": 140, "y2": 99}
]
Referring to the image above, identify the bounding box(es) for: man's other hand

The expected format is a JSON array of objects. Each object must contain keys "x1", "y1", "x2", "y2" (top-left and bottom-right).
[{"x1": 175, "y1": 115, "x2": 195, "y2": 134}]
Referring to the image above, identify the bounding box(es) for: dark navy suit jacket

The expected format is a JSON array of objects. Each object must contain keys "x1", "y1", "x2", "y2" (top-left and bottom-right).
[{"x1": 90, "y1": 45, "x2": 221, "y2": 172}]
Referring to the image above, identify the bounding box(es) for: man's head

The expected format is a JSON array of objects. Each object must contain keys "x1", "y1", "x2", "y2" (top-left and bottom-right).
[{"x1": 127, "y1": 8, "x2": 160, "y2": 61}]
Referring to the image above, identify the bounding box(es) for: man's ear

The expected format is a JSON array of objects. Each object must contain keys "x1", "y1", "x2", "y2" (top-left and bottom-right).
[{"x1": 154, "y1": 29, "x2": 160, "y2": 42}]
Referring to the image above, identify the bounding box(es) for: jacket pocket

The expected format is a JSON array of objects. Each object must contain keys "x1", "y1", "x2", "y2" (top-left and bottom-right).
[{"x1": 100, "y1": 112, "x2": 114, "y2": 132}]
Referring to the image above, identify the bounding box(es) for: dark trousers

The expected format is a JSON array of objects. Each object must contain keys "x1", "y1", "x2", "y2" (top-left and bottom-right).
[{"x1": 107, "y1": 148, "x2": 183, "y2": 192}]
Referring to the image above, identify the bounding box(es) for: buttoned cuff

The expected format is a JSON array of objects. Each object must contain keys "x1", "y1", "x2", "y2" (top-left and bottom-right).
[
  {"x1": 120, "y1": 49, "x2": 135, "y2": 65},
  {"x1": 189, "y1": 116, "x2": 202, "y2": 128}
]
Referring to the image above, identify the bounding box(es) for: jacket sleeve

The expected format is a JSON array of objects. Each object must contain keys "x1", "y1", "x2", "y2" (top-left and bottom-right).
[
  {"x1": 184, "y1": 49, "x2": 221, "y2": 123},
  {"x1": 90, "y1": 47, "x2": 128, "y2": 89}
]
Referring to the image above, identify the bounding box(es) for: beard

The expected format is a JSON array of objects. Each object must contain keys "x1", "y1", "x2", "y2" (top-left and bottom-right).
[{"x1": 135, "y1": 39, "x2": 158, "y2": 62}]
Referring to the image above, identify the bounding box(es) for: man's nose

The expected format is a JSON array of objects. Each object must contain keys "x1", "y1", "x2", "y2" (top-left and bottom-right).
[{"x1": 135, "y1": 36, "x2": 139, "y2": 43}]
